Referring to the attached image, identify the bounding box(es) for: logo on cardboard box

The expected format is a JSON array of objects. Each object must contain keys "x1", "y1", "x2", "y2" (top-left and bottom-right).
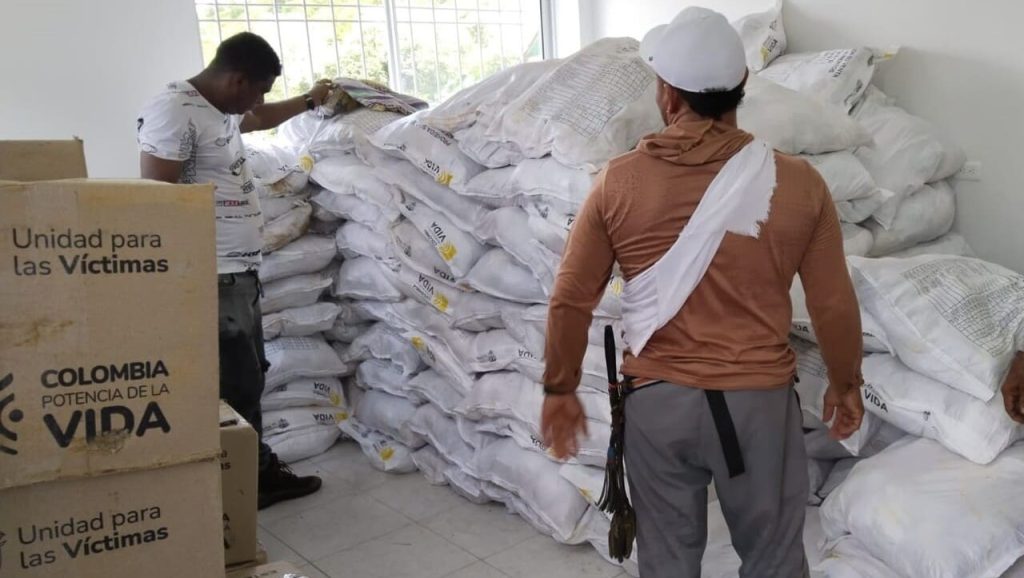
[{"x1": 0, "y1": 373, "x2": 24, "y2": 456}]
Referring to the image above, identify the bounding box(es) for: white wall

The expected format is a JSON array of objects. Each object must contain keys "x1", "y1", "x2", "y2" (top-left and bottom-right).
[
  {"x1": 0, "y1": 0, "x2": 203, "y2": 178},
  {"x1": 581, "y1": 0, "x2": 1024, "y2": 273}
]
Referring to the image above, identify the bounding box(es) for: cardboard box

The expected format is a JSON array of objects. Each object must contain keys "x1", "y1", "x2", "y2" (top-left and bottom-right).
[
  {"x1": 226, "y1": 561, "x2": 306, "y2": 578},
  {"x1": 0, "y1": 180, "x2": 218, "y2": 489},
  {"x1": 0, "y1": 459, "x2": 224, "y2": 578},
  {"x1": 220, "y1": 402, "x2": 259, "y2": 566},
  {"x1": 0, "y1": 140, "x2": 87, "y2": 181},
  {"x1": 224, "y1": 546, "x2": 267, "y2": 575}
]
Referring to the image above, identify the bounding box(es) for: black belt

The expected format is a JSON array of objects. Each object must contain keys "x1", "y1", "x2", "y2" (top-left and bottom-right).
[{"x1": 704, "y1": 390, "x2": 746, "y2": 478}]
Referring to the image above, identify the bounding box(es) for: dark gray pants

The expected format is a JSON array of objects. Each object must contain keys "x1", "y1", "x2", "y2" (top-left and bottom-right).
[
  {"x1": 624, "y1": 383, "x2": 809, "y2": 578},
  {"x1": 219, "y1": 272, "x2": 273, "y2": 471}
]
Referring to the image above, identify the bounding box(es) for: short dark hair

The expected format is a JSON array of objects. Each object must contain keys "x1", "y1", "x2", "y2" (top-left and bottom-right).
[
  {"x1": 675, "y1": 83, "x2": 746, "y2": 121},
  {"x1": 210, "y1": 32, "x2": 282, "y2": 81}
]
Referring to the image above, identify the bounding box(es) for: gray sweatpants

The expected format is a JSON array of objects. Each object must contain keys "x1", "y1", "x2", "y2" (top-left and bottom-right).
[{"x1": 624, "y1": 383, "x2": 809, "y2": 578}]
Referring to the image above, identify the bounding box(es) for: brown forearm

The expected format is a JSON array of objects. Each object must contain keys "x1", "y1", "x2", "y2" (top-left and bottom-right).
[{"x1": 244, "y1": 96, "x2": 309, "y2": 132}]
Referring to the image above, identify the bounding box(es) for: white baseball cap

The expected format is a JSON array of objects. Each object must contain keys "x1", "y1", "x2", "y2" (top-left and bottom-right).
[{"x1": 640, "y1": 6, "x2": 747, "y2": 93}]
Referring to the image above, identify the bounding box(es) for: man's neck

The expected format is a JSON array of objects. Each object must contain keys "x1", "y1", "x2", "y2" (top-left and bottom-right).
[
  {"x1": 188, "y1": 71, "x2": 229, "y2": 114},
  {"x1": 668, "y1": 109, "x2": 739, "y2": 127}
]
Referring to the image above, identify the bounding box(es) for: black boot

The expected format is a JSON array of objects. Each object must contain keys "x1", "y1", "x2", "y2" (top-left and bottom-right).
[{"x1": 258, "y1": 453, "x2": 323, "y2": 510}]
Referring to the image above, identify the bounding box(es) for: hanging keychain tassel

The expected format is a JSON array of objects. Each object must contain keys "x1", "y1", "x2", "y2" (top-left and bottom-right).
[{"x1": 597, "y1": 326, "x2": 636, "y2": 562}]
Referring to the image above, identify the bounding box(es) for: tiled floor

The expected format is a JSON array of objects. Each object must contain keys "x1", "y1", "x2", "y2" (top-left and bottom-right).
[{"x1": 259, "y1": 441, "x2": 630, "y2": 578}]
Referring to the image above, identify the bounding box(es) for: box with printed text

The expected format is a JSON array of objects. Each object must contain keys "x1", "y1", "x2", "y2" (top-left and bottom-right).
[
  {"x1": 0, "y1": 179, "x2": 219, "y2": 489},
  {"x1": 0, "y1": 459, "x2": 224, "y2": 578}
]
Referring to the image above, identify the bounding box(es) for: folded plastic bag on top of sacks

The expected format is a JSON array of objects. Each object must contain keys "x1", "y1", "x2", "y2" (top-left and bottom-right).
[
  {"x1": 759, "y1": 46, "x2": 897, "y2": 113},
  {"x1": 482, "y1": 38, "x2": 665, "y2": 172},
  {"x1": 848, "y1": 254, "x2": 1024, "y2": 401},
  {"x1": 821, "y1": 437, "x2": 1024, "y2": 578}
]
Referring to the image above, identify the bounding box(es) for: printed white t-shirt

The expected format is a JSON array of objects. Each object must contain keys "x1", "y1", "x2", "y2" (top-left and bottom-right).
[{"x1": 137, "y1": 81, "x2": 263, "y2": 274}]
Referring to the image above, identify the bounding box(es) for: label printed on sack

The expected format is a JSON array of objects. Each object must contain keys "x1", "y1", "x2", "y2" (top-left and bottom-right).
[
  {"x1": 862, "y1": 383, "x2": 888, "y2": 413},
  {"x1": 9, "y1": 506, "x2": 169, "y2": 570},
  {"x1": 9, "y1": 228, "x2": 168, "y2": 277}
]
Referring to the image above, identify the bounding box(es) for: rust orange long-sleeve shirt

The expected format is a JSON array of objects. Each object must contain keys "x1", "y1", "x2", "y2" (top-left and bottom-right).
[{"x1": 543, "y1": 116, "x2": 864, "y2": 394}]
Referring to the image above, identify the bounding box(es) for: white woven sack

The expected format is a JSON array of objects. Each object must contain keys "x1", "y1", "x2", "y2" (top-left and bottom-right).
[
  {"x1": 259, "y1": 235, "x2": 337, "y2": 283},
  {"x1": 365, "y1": 148, "x2": 490, "y2": 237},
  {"x1": 342, "y1": 322, "x2": 424, "y2": 375},
  {"x1": 841, "y1": 223, "x2": 873, "y2": 257},
  {"x1": 512, "y1": 343, "x2": 623, "y2": 392},
  {"x1": 263, "y1": 406, "x2": 343, "y2": 463},
  {"x1": 739, "y1": 74, "x2": 870, "y2": 155},
  {"x1": 426, "y1": 59, "x2": 560, "y2": 134},
  {"x1": 889, "y1": 232, "x2": 974, "y2": 260},
  {"x1": 450, "y1": 290, "x2": 527, "y2": 332},
  {"x1": 262, "y1": 377, "x2": 346, "y2": 412},
  {"x1": 460, "y1": 157, "x2": 595, "y2": 210},
  {"x1": 802, "y1": 151, "x2": 878, "y2": 203},
  {"x1": 854, "y1": 87, "x2": 965, "y2": 228},
  {"x1": 405, "y1": 330, "x2": 475, "y2": 395},
  {"x1": 389, "y1": 261, "x2": 469, "y2": 318},
  {"x1": 337, "y1": 413, "x2": 418, "y2": 473},
  {"x1": 821, "y1": 437, "x2": 1024, "y2": 578},
  {"x1": 866, "y1": 181, "x2": 955, "y2": 257},
  {"x1": 371, "y1": 110, "x2": 484, "y2": 189},
  {"x1": 262, "y1": 201, "x2": 312, "y2": 253},
  {"x1": 246, "y1": 142, "x2": 312, "y2": 195},
  {"x1": 862, "y1": 354, "x2": 1023, "y2": 465},
  {"x1": 261, "y1": 193, "x2": 310, "y2": 223},
  {"x1": 324, "y1": 320, "x2": 371, "y2": 344},
  {"x1": 354, "y1": 389, "x2": 425, "y2": 449},
  {"x1": 486, "y1": 38, "x2": 663, "y2": 171},
  {"x1": 458, "y1": 371, "x2": 611, "y2": 427},
  {"x1": 760, "y1": 47, "x2": 888, "y2": 112},
  {"x1": 789, "y1": 274, "x2": 891, "y2": 354},
  {"x1": 411, "y1": 445, "x2": 450, "y2": 485},
  {"x1": 265, "y1": 335, "x2": 350, "y2": 389},
  {"x1": 849, "y1": 254, "x2": 1024, "y2": 400},
  {"x1": 405, "y1": 370, "x2": 465, "y2": 416},
  {"x1": 355, "y1": 359, "x2": 418, "y2": 401},
  {"x1": 791, "y1": 338, "x2": 879, "y2": 456},
  {"x1": 278, "y1": 109, "x2": 403, "y2": 156},
  {"x1": 732, "y1": 0, "x2": 786, "y2": 72},
  {"x1": 522, "y1": 200, "x2": 574, "y2": 254},
  {"x1": 333, "y1": 257, "x2": 403, "y2": 302},
  {"x1": 335, "y1": 220, "x2": 394, "y2": 261},
  {"x1": 406, "y1": 403, "x2": 481, "y2": 473},
  {"x1": 512, "y1": 305, "x2": 626, "y2": 354},
  {"x1": 834, "y1": 189, "x2": 893, "y2": 225},
  {"x1": 484, "y1": 207, "x2": 561, "y2": 292},
  {"x1": 263, "y1": 302, "x2": 342, "y2": 339},
  {"x1": 260, "y1": 270, "x2": 333, "y2": 314},
  {"x1": 447, "y1": 328, "x2": 522, "y2": 373},
  {"x1": 454, "y1": 122, "x2": 528, "y2": 169},
  {"x1": 472, "y1": 437, "x2": 591, "y2": 544},
  {"x1": 465, "y1": 248, "x2": 549, "y2": 304},
  {"x1": 305, "y1": 154, "x2": 397, "y2": 224},
  {"x1": 390, "y1": 219, "x2": 459, "y2": 285},
  {"x1": 814, "y1": 537, "x2": 902, "y2": 578},
  {"x1": 397, "y1": 193, "x2": 487, "y2": 278}
]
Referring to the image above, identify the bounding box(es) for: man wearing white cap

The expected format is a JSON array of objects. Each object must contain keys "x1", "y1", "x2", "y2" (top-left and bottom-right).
[{"x1": 541, "y1": 7, "x2": 865, "y2": 577}]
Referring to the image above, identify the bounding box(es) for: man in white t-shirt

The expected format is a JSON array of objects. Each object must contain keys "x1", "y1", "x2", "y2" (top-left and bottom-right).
[{"x1": 138, "y1": 32, "x2": 332, "y2": 509}]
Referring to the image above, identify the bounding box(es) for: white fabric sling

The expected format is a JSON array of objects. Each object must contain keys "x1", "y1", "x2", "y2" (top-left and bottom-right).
[{"x1": 622, "y1": 139, "x2": 776, "y2": 355}]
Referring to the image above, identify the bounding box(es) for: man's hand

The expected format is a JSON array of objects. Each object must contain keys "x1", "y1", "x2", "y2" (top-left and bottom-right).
[
  {"x1": 541, "y1": 393, "x2": 588, "y2": 460},
  {"x1": 823, "y1": 383, "x2": 864, "y2": 440},
  {"x1": 307, "y1": 79, "x2": 335, "y2": 107},
  {"x1": 1002, "y1": 352, "x2": 1024, "y2": 424}
]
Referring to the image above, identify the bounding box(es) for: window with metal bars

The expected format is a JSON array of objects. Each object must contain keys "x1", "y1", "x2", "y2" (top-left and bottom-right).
[{"x1": 195, "y1": 0, "x2": 547, "y2": 105}]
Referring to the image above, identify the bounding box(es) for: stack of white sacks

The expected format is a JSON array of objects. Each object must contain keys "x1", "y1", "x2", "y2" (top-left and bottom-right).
[
  {"x1": 261, "y1": 4, "x2": 1024, "y2": 575},
  {"x1": 245, "y1": 143, "x2": 352, "y2": 464}
]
